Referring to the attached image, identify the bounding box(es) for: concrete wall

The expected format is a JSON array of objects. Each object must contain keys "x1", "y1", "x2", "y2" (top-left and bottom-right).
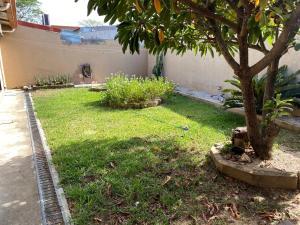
[
  {"x1": 1, "y1": 25, "x2": 299, "y2": 92},
  {"x1": 150, "y1": 49, "x2": 300, "y2": 95},
  {"x1": 1, "y1": 26, "x2": 148, "y2": 88}
]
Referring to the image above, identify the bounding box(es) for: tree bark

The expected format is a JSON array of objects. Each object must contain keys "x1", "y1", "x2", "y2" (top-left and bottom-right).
[
  {"x1": 259, "y1": 58, "x2": 281, "y2": 159},
  {"x1": 262, "y1": 58, "x2": 280, "y2": 119},
  {"x1": 239, "y1": 76, "x2": 265, "y2": 157},
  {"x1": 260, "y1": 122, "x2": 280, "y2": 159}
]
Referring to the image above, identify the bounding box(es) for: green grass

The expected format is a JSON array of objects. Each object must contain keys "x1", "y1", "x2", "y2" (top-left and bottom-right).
[{"x1": 33, "y1": 89, "x2": 300, "y2": 225}]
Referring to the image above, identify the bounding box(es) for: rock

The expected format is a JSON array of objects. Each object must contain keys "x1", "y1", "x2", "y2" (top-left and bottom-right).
[
  {"x1": 182, "y1": 125, "x2": 189, "y2": 131},
  {"x1": 239, "y1": 153, "x2": 252, "y2": 163},
  {"x1": 252, "y1": 196, "x2": 265, "y2": 203},
  {"x1": 231, "y1": 127, "x2": 249, "y2": 148},
  {"x1": 224, "y1": 154, "x2": 232, "y2": 160},
  {"x1": 214, "y1": 143, "x2": 224, "y2": 150},
  {"x1": 230, "y1": 146, "x2": 245, "y2": 155}
]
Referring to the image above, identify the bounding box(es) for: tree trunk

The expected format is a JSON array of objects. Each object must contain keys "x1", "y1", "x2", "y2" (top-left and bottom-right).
[
  {"x1": 239, "y1": 76, "x2": 266, "y2": 157},
  {"x1": 261, "y1": 122, "x2": 280, "y2": 159},
  {"x1": 262, "y1": 58, "x2": 280, "y2": 119},
  {"x1": 259, "y1": 58, "x2": 281, "y2": 158},
  {"x1": 239, "y1": 59, "x2": 281, "y2": 160}
]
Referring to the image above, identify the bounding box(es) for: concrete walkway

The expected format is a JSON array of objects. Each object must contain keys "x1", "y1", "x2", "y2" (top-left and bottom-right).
[{"x1": 0, "y1": 90, "x2": 41, "y2": 225}]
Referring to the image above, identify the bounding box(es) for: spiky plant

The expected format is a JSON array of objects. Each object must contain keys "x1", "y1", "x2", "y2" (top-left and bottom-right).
[{"x1": 223, "y1": 65, "x2": 300, "y2": 114}]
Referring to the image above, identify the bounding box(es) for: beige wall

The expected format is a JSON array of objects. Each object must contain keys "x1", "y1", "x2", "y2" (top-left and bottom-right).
[
  {"x1": 1, "y1": 25, "x2": 299, "y2": 92},
  {"x1": 153, "y1": 49, "x2": 300, "y2": 95},
  {"x1": 1, "y1": 26, "x2": 148, "y2": 88}
]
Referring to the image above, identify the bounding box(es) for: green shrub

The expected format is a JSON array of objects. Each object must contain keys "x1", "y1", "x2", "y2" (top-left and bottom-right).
[
  {"x1": 223, "y1": 65, "x2": 300, "y2": 114},
  {"x1": 35, "y1": 74, "x2": 71, "y2": 86},
  {"x1": 152, "y1": 53, "x2": 164, "y2": 78},
  {"x1": 102, "y1": 73, "x2": 174, "y2": 108}
]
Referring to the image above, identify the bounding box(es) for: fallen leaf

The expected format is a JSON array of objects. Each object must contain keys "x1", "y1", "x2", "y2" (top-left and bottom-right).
[
  {"x1": 162, "y1": 176, "x2": 172, "y2": 186},
  {"x1": 93, "y1": 217, "x2": 102, "y2": 224},
  {"x1": 226, "y1": 203, "x2": 240, "y2": 219}
]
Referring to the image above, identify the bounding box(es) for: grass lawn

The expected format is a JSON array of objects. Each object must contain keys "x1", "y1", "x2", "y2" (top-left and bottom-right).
[{"x1": 33, "y1": 89, "x2": 300, "y2": 225}]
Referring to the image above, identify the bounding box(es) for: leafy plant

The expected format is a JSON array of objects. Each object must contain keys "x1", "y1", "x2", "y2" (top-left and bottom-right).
[
  {"x1": 294, "y1": 98, "x2": 300, "y2": 108},
  {"x1": 152, "y1": 53, "x2": 164, "y2": 78},
  {"x1": 35, "y1": 74, "x2": 71, "y2": 86},
  {"x1": 223, "y1": 66, "x2": 300, "y2": 114},
  {"x1": 263, "y1": 94, "x2": 294, "y2": 122},
  {"x1": 102, "y1": 73, "x2": 174, "y2": 108}
]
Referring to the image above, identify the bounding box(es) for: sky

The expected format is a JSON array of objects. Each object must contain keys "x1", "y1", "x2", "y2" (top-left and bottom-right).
[{"x1": 40, "y1": 0, "x2": 105, "y2": 26}]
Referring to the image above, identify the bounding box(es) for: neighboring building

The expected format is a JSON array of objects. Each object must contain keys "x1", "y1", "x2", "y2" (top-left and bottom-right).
[
  {"x1": 60, "y1": 26, "x2": 117, "y2": 44},
  {"x1": 0, "y1": 0, "x2": 17, "y2": 91}
]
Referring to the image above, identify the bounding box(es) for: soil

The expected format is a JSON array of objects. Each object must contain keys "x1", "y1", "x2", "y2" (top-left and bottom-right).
[{"x1": 222, "y1": 146, "x2": 300, "y2": 173}]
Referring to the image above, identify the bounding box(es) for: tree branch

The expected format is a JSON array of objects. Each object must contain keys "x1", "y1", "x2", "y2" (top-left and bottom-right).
[
  {"x1": 224, "y1": 0, "x2": 239, "y2": 14},
  {"x1": 258, "y1": 34, "x2": 269, "y2": 54},
  {"x1": 250, "y1": 2, "x2": 300, "y2": 76},
  {"x1": 178, "y1": 0, "x2": 239, "y2": 32},
  {"x1": 209, "y1": 21, "x2": 240, "y2": 73}
]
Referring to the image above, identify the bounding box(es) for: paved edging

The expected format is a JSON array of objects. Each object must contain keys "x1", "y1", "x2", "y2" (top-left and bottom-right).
[
  {"x1": 26, "y1": 93, "x2": 72, "y2": 225},
  {"x1": 1, "y1": 90, "x2": 42, "y2": 225},
  {"x1": 210, "y1": 146, "x2": 300, "y2": 190}
]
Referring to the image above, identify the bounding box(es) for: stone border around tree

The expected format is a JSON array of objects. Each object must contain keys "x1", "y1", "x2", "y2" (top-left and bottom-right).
[{"x1": 210, "y1": 146, "x2": 300, "y2": 190}]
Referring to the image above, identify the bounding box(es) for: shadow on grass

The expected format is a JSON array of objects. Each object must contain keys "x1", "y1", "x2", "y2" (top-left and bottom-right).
[
  {"x1": 163, "y1": 94, "x2": 245, "y2": 130},
  {"x1": 84, "y1": 94, "x2": 245, "y2": 138},
  {"x1": 53, "y1": 136, "x2": 298, "y2": 225}
]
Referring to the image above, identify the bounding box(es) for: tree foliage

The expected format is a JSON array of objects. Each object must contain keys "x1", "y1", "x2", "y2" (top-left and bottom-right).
[
  {"x1": 79, "y1": 0, "x2": 300, "y2": 59},
  {"x1": 16, "y1": 0, "x2": 43, "y2": 24}
]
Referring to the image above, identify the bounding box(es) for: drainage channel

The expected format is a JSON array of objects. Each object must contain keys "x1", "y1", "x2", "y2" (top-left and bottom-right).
[{"x1": 25, "y1": 93, "x2": 66, "y2": 225}]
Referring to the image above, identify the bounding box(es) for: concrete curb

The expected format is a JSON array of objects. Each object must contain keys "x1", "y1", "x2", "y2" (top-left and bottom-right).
[
  {"x1": 28, "y1": 93, "x2": 73, "y2": 225},
  {"x1": 210, "y1": 146, "x2": 299, "y2": 190}
]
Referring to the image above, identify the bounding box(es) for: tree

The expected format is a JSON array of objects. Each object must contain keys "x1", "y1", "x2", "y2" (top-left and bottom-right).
[
  {"x1": 79, "y1": 19, "x2": 104, "y2": 27},
  {"x1": 16, "y1": 0, "x2": 43, "y2": 24},
  {"x1": 80, "y1": 0, "x2": 300, "y2": 160}
]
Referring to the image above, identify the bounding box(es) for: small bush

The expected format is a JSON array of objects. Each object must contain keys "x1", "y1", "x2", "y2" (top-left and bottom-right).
[
  {"x1": 102, "y1": 73, "x2": 174, "y2": 108},
  {"x1": 35, "y1": 74, "x2": 71, "y2": 87}
]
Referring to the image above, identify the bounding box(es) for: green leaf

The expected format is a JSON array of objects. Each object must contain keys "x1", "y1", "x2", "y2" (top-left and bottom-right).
[{"x1": 294, "y1": 43, "x2": 300, "y2": 51}]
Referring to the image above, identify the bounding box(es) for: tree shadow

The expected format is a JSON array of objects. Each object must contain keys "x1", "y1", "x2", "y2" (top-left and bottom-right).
[
  {"x1": 162, "y1": 94, "x2": 245, "y2": 130},
  {"x1": 53, "y1": 136, "x2": 299, "y2": 225},
  {"x1": 83, "y1": 94, "x2": 245, "y2": 140}
]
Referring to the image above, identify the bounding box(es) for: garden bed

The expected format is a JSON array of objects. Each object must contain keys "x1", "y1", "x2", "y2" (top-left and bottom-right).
[
  {"x1": 33, "y1": 88, "x2": 300, "y2": 225},
  {"x1": 33, "y1": 84, "x2": 75, "y2": 90},
  {"x1": 102, "y1": 74, "x2": 174, "y2": 109},
  {"x1": 211, "y1": 144, "x2": 300, "y2": 190}
]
